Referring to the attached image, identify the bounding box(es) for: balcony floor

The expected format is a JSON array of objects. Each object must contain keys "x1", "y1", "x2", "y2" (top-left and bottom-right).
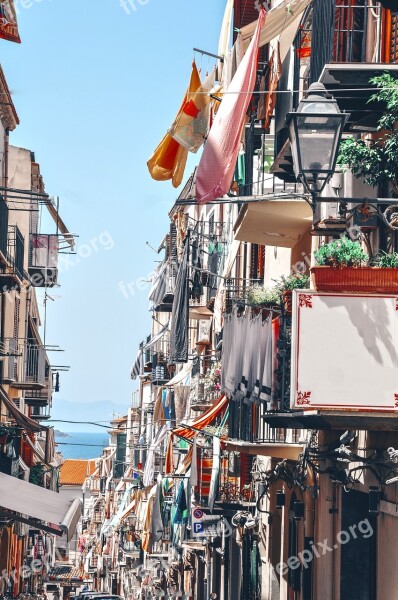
[{"x1": 263, "y1": 410, "x2": 398, "y2": 432}]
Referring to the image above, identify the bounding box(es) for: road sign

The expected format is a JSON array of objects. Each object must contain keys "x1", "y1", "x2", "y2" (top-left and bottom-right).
[{"x1": 191, "y1": 507, "x2": 222, "y2": 538}]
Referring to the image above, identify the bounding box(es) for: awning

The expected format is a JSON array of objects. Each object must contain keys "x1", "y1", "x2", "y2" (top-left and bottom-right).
[
  {"x1": 174, "y1": 395, "x2": 229, "y2": 440},
  {"x1": 1, "y1": 388, "x2": 45, "y2": 433},
  {"x1": 0, "y1": 472, "x2": 82, "y2": 541},
  {"x1": 143, "y1": 322, "x2": 169, "y2": 351},
  {"x1": 240, "y1": 0, "x2": 312, "y2": 53},
  {"x1": 222, "y1": 439, "x2": 304, "y2": 461},
  {"x1": 234, "y1": 199, "x2": 312, "y2": 248},
  {"x1": 130, "y1": 349, "x2": 143, "y2": 380}
]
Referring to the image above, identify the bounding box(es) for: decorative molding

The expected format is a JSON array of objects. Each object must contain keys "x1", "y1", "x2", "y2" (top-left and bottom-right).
[
  {"x1": 297, "y1": 391, "x2": 311, "y2": 406},
  {"x1": 298, "y1": 294, "x2": 313, "y2": 309}
]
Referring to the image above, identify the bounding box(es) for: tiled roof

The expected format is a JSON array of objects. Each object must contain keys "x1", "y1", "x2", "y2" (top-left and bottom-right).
[
  {"x1": 48, "y1": 565, "x2": 84, "y2": 581},
  {"x1": 60, "y1": 459, "x2": 96, "y2": 486}
]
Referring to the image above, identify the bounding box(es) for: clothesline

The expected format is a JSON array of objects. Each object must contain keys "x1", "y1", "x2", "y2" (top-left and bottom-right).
[{"x1": 169, "y1": 87, "x2": 390, "y2": 95}]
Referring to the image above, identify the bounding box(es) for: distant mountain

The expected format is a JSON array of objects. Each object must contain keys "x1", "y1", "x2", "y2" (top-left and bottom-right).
[
  {"x1": 54, "y1": 430, "x2": 70, "y2": 438},
  {"x1": 50, "y1": 399, "x2": 129, "y2": 432}
]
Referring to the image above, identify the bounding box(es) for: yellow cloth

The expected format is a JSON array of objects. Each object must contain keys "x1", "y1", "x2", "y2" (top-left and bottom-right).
[{"x1": 147, "y1": 62, "x2": 201, "y2": 188}]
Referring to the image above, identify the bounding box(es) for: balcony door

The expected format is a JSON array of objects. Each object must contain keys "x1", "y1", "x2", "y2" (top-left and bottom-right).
[{"x1": 340, "y1": 490, "x2": 377, "y2": 600}]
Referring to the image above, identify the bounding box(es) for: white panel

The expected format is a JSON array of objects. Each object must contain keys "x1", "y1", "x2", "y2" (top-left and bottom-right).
[{"x1": 291, "y1": 291, "x2": 398, "y2": 411}]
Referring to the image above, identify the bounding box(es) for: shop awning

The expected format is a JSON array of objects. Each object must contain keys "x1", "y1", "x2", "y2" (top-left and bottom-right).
[
  {"x1": 240, "y1": 0, "x2": 312, "y2": 53},
  {"x1": 234, "y1": 199, "x2": 312, "y2": 248},
  {"x1": 0, "y1": 472, "x2": 82, "y2": 541}
]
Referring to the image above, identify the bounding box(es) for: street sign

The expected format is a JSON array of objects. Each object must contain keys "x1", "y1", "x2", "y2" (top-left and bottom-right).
[{"x1": 191, "y1": 507, "x2": 222, "y2": 538}]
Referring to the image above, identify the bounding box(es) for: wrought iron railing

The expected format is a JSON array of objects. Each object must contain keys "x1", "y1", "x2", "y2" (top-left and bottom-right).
[
  {"x1": 7, "y1": 225, "x2": 25, "y2": 281},
  {"x1": 1, "y1": 338, "x2": 47, "y2": 387}
]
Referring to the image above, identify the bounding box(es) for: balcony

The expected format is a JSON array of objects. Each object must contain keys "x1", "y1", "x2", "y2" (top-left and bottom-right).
[
  {"x1": 29, "y1": 233, "x2": 58, "y2": 288},
  {"x1": 258, "y1": 291, "x2": 398, "y2": 432},
  {"x1": 2, "y1": 339, "x2": 47, "y2": 390},
  {"x1": 234, "y1": 198, "x2": 312, "y2": 249},
  {"x1": 25, "y1": 364, "x2": 53, "y2": 406},
  {"x1": 30, "y1": 405, "x2": 51, "y2": 420},
  {"x1": 0, "y1": 225, "x2": 27, "y2": 290}
]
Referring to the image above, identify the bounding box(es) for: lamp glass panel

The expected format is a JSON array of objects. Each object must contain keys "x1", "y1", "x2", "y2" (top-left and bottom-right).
[{"x1": 296, "y1": 114, "x2": 343, "y2": 180}]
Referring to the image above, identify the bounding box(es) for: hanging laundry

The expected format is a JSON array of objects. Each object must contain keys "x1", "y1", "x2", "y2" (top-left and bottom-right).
[
  {"x1": 147, "y1": 62, "x2": 201, "y2": 188},
  {"x1": 169, "y1": 235, "x2": 190, "y2": 364},
  {"x1": 222, "y1": 309, "x2": 275, "y2": 407},
  {"x1": 218, "y1": 0, "x2": 234, "y2": 62},
  {"x1": 173, "y1": 385, "x2": 190, "y2": 423},
  {"x1": 0, "y1": 1, "x2": 20, "y2": 43},
  {"x1": 172, "y1": 479, "x2": 189, "y2": 526},
  {"x1": 221, "y1": 35, "x2": 244, "y2": 91},
  {"x1": 234, "y1": 143, "x2": 246, "y2": 187},
  {"x1": 196, "y1": 9, "x2": 267, "y2": 205},
  {"x1": 208, "y1": 436, "x2": 221, "y2": 512},
  {"x1": 263, "y1": 41, "x2": 282, "y2": 130},
  {"x1": 169, "y1": 69, "x2": 216, "y2": 154},
  {"x1": 150, "y1": 474, "x2": 164, "y2": 543}
]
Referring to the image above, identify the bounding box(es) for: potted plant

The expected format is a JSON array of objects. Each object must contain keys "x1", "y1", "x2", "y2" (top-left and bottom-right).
[
  {"x1": 337, "y1": 73, "x2": 398, "y2": 194},
  {"x1": 312, "y1": 236, "x2": 398, "y2": 293},
  {"x1": 244, "y1": 284, "x2": 280, "y2": 309},
  {"x1": 276, "y1": 273, "x2": 311, "y2": 313}
]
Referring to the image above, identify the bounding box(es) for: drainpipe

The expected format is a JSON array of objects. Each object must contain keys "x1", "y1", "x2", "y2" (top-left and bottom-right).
[
  {"x1": 4, "y1": 128, "x2": 9, "y2": 193},
  {"x1": 218, "y1": 518, "x2": 226, "y2": 600}
]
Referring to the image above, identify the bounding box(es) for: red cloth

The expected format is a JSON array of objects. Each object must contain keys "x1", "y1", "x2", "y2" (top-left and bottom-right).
[{"x1": 196, "y1": 9, "x2": 266, "y2": 204}]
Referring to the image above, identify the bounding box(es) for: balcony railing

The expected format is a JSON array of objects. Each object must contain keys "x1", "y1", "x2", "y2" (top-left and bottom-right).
[
  {"x1": 224, "y1": 278, "x2": 264, "y2": 313},
  {"x1": 0, "y1": 226, "x2": 27, "y2": 288},
  {"x1": 30, "y1": 405, "x2": 51, "y2": 420},
  {"x1": 1, "y1": 339, "x2": 47, "y2": 389},
  {"x1": 29, "y1": 234, "x2": 58, "y2": 287},
  {"x1": 0, "y1": 196, "x2": 8, "y2": 260}
]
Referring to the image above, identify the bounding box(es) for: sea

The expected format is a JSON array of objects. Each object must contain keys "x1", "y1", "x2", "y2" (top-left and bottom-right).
[{"x1": 55, "y1": 431, "x2": 108, "y2": 460}]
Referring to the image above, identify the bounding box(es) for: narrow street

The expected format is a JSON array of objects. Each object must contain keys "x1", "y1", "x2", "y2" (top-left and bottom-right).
[{"x1": 1, "y1": 1, "x2": 398, "y2": 599}]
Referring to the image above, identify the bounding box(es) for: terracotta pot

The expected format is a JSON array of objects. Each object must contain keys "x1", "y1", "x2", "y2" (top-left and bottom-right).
[{"x1": 311, "y1": 266, "x2": 398, "y2": 293}]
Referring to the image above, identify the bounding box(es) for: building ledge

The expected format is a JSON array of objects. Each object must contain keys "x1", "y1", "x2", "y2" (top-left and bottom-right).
[
  {"x1": 262, "y1": 410, "x2": 398, "y2": 432},
  {"x1": 222, "y1": 438, "x2": 304, "y2": 460}
]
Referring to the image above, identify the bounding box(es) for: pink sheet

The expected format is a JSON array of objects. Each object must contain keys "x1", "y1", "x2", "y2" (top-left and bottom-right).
[{"x1": 196, "y1": 9, "x2": 266, "y2": 204}]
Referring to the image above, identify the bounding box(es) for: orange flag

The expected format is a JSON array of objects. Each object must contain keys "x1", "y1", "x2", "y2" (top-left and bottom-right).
[{"x1": 147, "y1": 62, "x2": 201, "y2": 188}]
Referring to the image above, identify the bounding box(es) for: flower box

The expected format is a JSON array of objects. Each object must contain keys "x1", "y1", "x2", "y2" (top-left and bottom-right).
[{"x1": 311, "y1": 266, "x2": 398, "y2": 294}]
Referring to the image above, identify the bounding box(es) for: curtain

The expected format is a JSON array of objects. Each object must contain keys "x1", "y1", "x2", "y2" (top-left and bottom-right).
[{"x1": 310, "y1": 0, "x2": 336, "y2": 83}]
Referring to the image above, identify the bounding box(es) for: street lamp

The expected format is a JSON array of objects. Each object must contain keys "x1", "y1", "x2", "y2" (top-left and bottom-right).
[{"x1": 286, "y1": 82, "x2": 350, "y2": 205}]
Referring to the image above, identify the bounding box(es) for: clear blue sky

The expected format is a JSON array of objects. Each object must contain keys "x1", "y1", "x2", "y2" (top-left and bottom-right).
[{"x1": 1, "y1": 0, "x2": 226, "y2": 430}]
